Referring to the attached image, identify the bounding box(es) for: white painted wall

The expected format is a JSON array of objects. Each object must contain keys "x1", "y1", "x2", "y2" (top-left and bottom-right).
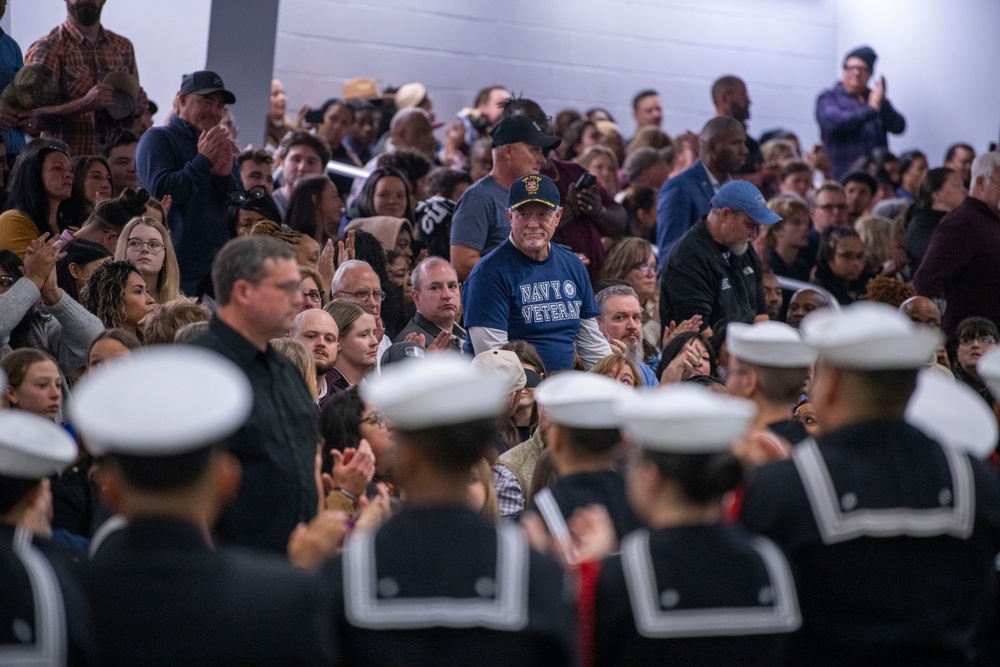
[
  {"x1": 7, "y1": 0, "x2": 998, "y2": 164},
  {"x1": 8, "y1": 0, "x2": 211, "y2": 129},
  {"x1": 274, "y1": 0, "x2": 839, "y2": 149},
  {"x1": 836, "y1": 0, "x2": 1000, "y2": 164}
]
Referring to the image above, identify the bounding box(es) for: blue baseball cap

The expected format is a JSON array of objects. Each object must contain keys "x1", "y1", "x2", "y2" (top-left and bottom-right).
[
  {"x1": 710, "y1": 181, "x2": 781, "y2": 225},
  {"x1": 508, "y1": 174, "x2": 560, "y2": 211}
]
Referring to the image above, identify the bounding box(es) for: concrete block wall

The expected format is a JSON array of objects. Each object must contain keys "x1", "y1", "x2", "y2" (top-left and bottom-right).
[
  {"x1": 8, "y1": 0, "x2": 999, "y2": 162},
  {"x1": 274, "y1": 0, "x2": 839, "y2": 149},
  {"x1": 9, "y1": 0, "x2": 211, "y2": 134}
]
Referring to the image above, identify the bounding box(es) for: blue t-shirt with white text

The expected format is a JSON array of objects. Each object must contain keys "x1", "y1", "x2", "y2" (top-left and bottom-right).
[{"x1": 462, "y1": 240, "x2": 599, "y2": 372}]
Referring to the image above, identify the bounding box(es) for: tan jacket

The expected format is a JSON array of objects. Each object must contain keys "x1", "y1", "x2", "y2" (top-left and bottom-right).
[{"x1": 497, "y1": 427, "x2": 545, "y2": 497}]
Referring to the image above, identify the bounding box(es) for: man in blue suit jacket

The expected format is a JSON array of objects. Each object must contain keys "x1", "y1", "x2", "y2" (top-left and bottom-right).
[{"x1": 656, "y1": 116, "x2": 748, "y2": 263}]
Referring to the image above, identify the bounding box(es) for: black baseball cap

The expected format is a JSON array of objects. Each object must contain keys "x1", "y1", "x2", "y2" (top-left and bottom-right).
[
  {"x1": 180, "y1": 71, "x2": 236, "y2": 105},
  {"x1": 490, "y1": 115, "x2": 560, "y2": 150}
]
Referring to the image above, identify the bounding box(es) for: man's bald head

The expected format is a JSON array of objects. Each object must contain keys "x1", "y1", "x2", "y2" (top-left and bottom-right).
[
  {"x1": 390, "y1": 108, "x2": 434, "y2": 155},
  {"x1": 700, "y1": 116, "x2": 744, "y2": 148},
  {"x1": 699, "y1": 116, "x2": 747, "y2": 175},
  {"x1": 291, "y1": 308, "x2": 337, "y2": 337},
  {"x1": 787, "y1": 288, "x2": 830, "y2": 329},
  {"x1": 711, "y1": 76, "x2": 750, "y2": 123},
  {"x1": 899, "y1": 296, "x2": 942, "y2": 329}
]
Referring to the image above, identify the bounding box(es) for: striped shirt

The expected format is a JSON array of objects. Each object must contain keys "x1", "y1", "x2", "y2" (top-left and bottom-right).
[{"x1": 25, "y1": 20, "x2": 138, "y2": 156}]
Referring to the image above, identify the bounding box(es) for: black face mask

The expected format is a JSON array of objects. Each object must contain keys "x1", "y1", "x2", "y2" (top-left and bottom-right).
[{"x1": 69, "y1": 1, "x2": 102, "y2": 27}]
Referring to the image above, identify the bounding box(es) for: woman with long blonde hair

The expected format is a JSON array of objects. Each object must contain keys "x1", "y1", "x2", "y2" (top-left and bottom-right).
[{"x1": 114, "y1": 216, "x2": 181, "y2": 303}]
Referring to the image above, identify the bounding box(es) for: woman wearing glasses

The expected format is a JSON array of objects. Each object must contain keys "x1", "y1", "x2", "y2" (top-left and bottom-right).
[
  {"x1": 114, "y1": 216, "x2": 181, "y2": 303},
  {"x1": 811, "y1": 226, "x2": 870, "y2": 305},
  {"x1": 319, "y1": 386, "x2": 395, "y2": 514},
  {"x1": 600, "y1": 237, "x2": 661, "y2": 359},
  {"x1": 953, "y1": 317, "x2": 999, "y2": 408}
]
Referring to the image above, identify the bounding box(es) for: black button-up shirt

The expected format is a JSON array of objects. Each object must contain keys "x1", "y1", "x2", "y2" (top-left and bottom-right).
[{"x1": 193, "y1": 316, "x2": 319, "y2": 553}]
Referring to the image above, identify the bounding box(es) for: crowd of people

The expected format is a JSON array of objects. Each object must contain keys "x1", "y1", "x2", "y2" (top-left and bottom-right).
[{"x1": 2, "y1": 0, "x2": 1000, "y2": 665}]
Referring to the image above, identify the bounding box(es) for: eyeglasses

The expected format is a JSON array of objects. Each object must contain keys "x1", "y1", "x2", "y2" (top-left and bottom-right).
[
  {"x1": 844, "y1": 65, "x2": 871, "y2": 75},
  {"x1": 229, "y1": 188, "x2": 268, "y2": 205},
  {"x1": 360, "y1": 411, "x2": 386, "y2": 427},
  {"x1": 816, "y1": 204, "x2": 848, "y2": 212},
  {"x1": 0, "y1": 275, "x2": 14, "y2": 292},
  {"x1": 960, "y1": 335, "x2": 996, "y2": 346},
  {"x1": 630, "y1": 262, "x2": 657, "y2": 276},
  {"x1": 127, "y1": 238, "x2": 166, "y2": 253},
  {"x1": 302, "y1": 289, "x2": 322, "y2": 301},
  {"x1": 336, "y1": 289, "x2": 385, "y2": 303}
]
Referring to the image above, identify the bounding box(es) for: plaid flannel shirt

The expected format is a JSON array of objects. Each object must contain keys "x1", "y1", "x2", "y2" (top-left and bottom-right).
[{"x1": 25, "y1": 20, "x2": 138, "y2": 156}]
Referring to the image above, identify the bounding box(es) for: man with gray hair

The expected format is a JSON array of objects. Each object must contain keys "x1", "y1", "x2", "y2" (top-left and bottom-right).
[
  {"x1": 595, "y1": 284, "x2": 657, "y2": 386},
  {"x1": 660, "y1": 180, "x2": 780, "y2": 333},
  {"x1": 192, "y1": 236, "x2": 319, "y2": 554},
  {"x1": 330, "y1": 259, "x2": 392, "y2": 366},
  {"x1": 914, "y1": 151, "x2": 1000, "y2": 347},
  {"x1": 394, "y1": 256, "x2": 465, "y2": 351}
]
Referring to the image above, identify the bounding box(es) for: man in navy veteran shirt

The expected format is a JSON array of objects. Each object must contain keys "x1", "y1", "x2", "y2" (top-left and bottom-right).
[{"x1": 462, "y1": 173, "x2": 611, "y2": 372}]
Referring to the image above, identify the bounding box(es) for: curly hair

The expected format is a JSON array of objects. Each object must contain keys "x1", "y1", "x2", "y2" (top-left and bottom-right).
[
  {"x1": 249, "y1": 219, "x2": 303, "y2": 246},
  {"x1": 862, "y1": 275, "x2": 915, "y2": 308},
  {"x1": 82, "y1": 260, "x2": 140, "y2": 329}
]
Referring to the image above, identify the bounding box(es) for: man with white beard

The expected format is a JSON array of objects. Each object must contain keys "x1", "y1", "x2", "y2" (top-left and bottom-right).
[
  {"x1": 596, "y1": 285, "x2": 658, "y2": 387},
  {"x1": 660, "y1": 180, "x2": 780, "y2": 334}
]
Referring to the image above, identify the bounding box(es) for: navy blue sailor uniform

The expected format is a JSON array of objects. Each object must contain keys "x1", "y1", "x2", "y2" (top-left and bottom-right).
[
  {"x1": 741, "y1": 419, "x2": 1000, "y2": 666},
  {"x1": 82, "y1": 517, "x2": 334, "y2": 667},
  {"x1": 767, "y1": 419, "x2": 808, "y2": 447},
  {"x1": 324, "y1": 506, "x2": 577, "y2": 667},
  {"x1": 532, "y1": 470, "x2": 644, "y2": 544},
  {"x1": 591, "y1": 523, "x2": 800, "y2": 666},
  {"x1": 0, "y1": 526, "x2": 96, "y2": 666}
]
